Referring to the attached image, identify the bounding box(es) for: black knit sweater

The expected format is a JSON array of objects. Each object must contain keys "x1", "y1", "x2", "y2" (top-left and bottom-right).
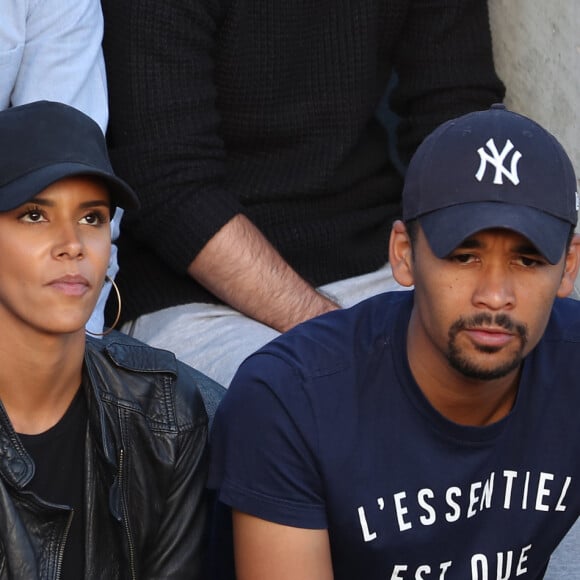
[{"x1": 102, "y1": 0, "x2": 504, "y2": 323}]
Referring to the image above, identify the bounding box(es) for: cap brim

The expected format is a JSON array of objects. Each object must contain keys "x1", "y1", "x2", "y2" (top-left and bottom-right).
[
  {"x1": 419, "y1": 202, "x2": 571, "y2": 264},
  {"x1": 0, "y1": 162, "x2": 140, "y2": 211}
]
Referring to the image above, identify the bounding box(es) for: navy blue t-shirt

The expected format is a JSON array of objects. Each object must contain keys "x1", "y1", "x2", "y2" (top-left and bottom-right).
[{"x1": 209, "y1": 291, "x2": 580, "y2": 579}]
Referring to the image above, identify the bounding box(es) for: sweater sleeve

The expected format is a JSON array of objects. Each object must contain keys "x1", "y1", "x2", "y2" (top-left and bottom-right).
[
  {"x1": 390, "y1": 0, "x2": 506, "y2": 165},
  {"x1": 102, "y1": 0, "x2": 242, "y2": 274}
]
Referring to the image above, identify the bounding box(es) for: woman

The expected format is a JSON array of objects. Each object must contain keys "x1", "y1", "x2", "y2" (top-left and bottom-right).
[{"x1": 0, "y1": 101, "x2": 210, "y2": 579}]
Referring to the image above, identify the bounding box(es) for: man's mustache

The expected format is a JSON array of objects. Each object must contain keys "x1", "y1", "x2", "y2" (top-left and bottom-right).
[{"x1": 449, "y1": 313, "x2": 528, "y2": 342}]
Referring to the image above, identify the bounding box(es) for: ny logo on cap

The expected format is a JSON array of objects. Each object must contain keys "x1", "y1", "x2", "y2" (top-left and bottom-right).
[{"x1": 475, "y1": 138, "x2": 522, "y2": 185}]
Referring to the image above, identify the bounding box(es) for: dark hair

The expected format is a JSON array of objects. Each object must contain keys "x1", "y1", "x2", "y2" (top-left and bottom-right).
[
  {"x1": 566, "y1": 226, "x2": 576, "y2": 252},
  {"x1": 404, "y1": 220, "x2": 419, "y2": 256}
]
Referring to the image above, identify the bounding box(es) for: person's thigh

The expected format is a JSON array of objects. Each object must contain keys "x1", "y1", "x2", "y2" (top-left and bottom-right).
[
  {"x1": 123, "y1": 303, "x2": 280, "y2": 388},
  {"x1": 544, "y1": 518, "x2": 580, "y2": 578},
  {"x1": 124, "y1": 263, "x2": 404, "y2": 387},
  {"x1": 320, "y1": 262, "x2": 406, "y2": 308}
]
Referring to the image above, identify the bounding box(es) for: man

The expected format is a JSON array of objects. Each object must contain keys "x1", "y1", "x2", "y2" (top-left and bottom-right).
[
  {"x1": 208, "y1": 105, "x2": 580, "y2": 578},
  {"x1": 2, "y1": 0, "x2": 119, "y2": 335},
  {"x1": 101, "y1": 0, "x2": 505, "y2": 387}
]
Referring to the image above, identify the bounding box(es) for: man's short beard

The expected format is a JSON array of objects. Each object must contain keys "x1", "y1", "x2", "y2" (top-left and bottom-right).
[{"x1": 447, "y1": 313, "x2": 528, "y2": 381}]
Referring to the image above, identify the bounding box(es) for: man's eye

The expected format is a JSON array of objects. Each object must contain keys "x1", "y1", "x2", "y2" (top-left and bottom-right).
[
  {"x1": 517, "y1": 256, "x2": 543, "y2": 267},
  {"x1": 451, "y1": 253, "x2": 475, "y2": 264}
]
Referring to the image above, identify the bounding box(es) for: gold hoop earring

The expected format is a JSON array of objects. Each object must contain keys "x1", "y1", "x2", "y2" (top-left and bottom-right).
[{"x1": 86, "y1": 275, "x2": 122, "y2": 337}]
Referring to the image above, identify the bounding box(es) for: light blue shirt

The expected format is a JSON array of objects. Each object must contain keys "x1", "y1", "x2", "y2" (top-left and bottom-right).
[{"x1": 0, "y1": 0, "x2": 121, "y2": 334}]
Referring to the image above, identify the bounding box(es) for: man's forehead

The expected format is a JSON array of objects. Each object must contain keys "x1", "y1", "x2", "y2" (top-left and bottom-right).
[
  {"x1": 415, "y1": 223, "x2": 546, "y2": 259},
  {"x1": 453, "y1": 227, "x2": 541, "y2": 253}
]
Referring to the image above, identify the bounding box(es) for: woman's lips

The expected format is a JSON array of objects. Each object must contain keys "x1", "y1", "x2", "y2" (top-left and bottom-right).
[{"x1": 47, "y1": 274, "x2": 90, "y2": 296}]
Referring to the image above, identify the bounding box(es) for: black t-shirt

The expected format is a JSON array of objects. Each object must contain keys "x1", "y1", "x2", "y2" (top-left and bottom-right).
[{"x1": 19, "y1": 389, "x2": 87, "y2": 579}]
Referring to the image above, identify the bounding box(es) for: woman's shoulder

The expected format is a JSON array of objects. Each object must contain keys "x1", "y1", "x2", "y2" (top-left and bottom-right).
[{"x1": 85, "y1": 331, "x2": 217, "y2": 430}]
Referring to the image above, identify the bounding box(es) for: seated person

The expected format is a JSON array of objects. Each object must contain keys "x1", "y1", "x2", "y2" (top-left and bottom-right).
[
  {"x1": 2, "y1": 0, "x2": 118, "y2": 335},
  {"x1": 0, "y1": 100, "x2": 210, "y2": 579},
  {"x1": 101, "y1": 0, "x2": 505, "y2": 388},
  {"x1": 209, "y1": 104, "x2": 580, "y2": 578}
]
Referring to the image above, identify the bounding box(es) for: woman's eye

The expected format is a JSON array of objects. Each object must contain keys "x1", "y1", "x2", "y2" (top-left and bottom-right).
[
  {"x1": 80, "y1": 211, "x2": 108, "y2": 226},
  {"x1": 21, "y1": 210, "x2": 45, "y2": 223}
]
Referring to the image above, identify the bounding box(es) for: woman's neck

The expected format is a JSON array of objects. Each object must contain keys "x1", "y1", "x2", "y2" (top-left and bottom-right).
[{"x1": 0, "y1": 328, "x2": 86, "y2": 434}]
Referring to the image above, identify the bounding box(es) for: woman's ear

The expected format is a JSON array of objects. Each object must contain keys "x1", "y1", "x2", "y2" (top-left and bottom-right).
[
  {"x1": 557, "y1": 233, "x2": 580, "y2": 298},
  {"x1": 389, "y1": 220, "x2": 415, "y2": 287}
]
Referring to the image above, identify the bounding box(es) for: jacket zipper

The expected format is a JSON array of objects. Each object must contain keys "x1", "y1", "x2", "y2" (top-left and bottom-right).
[
  {"x1": 55, "y1": 509, "x2": 74, "y2": 580},
  {"x1": 118, "y1": 448, "x2": 137, "y2": 580}
]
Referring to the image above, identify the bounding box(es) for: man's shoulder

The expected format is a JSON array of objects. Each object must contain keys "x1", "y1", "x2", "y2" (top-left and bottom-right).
[
  {"x1": 544, "y1": 298, "x2": 580, "y2": 343},
  {"x1": 248, "y1": 290, "x2": 412, "y2": 381}
]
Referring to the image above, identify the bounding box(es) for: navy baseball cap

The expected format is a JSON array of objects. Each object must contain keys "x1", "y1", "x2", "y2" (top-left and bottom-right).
[
  {"x1": 0, "y1": 100, "x2": 139, "y2": 211},
  {"x1": 402, "y1": 104, "x2": 578, "y2": 264}
]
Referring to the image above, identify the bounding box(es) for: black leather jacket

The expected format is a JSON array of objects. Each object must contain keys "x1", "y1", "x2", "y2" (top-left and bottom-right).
[{"x1": 0, "y1": 335, "x2": 210, "y2": 579}]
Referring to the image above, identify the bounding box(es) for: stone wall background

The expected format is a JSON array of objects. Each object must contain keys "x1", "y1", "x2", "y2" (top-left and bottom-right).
[{"x1": 488, "y1": 0, "x2": 579, "y2": 189}]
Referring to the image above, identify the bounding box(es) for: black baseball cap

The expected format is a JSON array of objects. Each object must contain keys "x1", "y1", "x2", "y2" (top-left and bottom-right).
[
  {"x1": 0, "y1": 100, "x2": 139, "y2": 211},
  {"x1": 403, "y1": 104, "x2": 578, "y2": 264}
]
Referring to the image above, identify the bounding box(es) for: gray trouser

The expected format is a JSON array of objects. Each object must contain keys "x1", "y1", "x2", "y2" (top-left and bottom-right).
[{"x1": 123, "y1": 263, "x2": 404, "y2": 388}]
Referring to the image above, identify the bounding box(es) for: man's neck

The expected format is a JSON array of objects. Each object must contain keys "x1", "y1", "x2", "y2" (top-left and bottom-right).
[{"x1": 406, "y1": 316, "x2": 520, "y2": 427}]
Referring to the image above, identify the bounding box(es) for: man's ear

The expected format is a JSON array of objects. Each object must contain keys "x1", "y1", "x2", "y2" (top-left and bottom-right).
[
  {"x1": 557, "y1": 233, "x2": 580, "y2": 298},
  {"x1": 389, "y1": 220, "x2": 415, "y2": 287}
]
